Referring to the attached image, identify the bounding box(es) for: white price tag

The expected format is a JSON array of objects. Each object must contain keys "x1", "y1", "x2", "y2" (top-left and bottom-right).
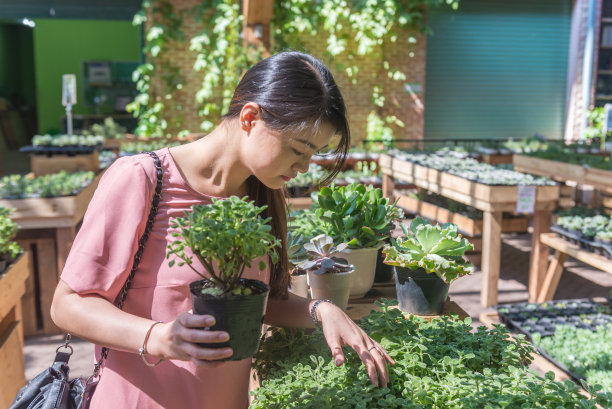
[
  {"x1": 62, "y1": 74, "x2": 77, "y2": 106},
  {"x1": 516, "y1": 185, "x2": 536, "y2": 214}
]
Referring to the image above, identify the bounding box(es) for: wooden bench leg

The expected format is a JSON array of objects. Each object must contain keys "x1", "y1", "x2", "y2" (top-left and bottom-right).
[
  {"x1": 481, "y1": 211, "x2": 502, "y2": 307},
  {"x1": 536, "y1": 250, "x2": 568, "y2": 302},
  {"x1": 528, "y1": 210, "x2": 551, "y2": 302}
]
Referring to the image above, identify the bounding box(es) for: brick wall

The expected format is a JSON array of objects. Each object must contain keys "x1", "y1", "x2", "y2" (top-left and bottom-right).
[{"x1": 146, "y1": 0, "x2": 427, "y2": 143}]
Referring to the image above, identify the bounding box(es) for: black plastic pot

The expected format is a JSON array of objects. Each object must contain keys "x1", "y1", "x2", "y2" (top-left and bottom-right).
[
  {"x1": 374, "y1": 247, "x2": 394, "y2": 283},
  {"x1": 394, "y1": 267, "x2": 449, "y2": 315},
  {"x1": 189, "y1": 278, "x2": 270, "y2": 361}
]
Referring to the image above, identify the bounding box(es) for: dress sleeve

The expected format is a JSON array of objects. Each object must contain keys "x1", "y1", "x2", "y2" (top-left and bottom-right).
[{"x1": 61, "y1": 156, "x2": 154, "y2": 302}]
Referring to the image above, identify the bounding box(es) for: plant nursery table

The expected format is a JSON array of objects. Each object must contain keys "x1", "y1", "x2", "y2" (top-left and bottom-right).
[
  {"x1": 513, "y1": 155, "x2": 612, "y2": 192},
  {"x1": 379, "y1": 153, "x2": 559, "y2": 308},
  {"x1": 535, "y1": 232, "x2": 612, "y2": 302},
  {"x1": 0, "y1": 171, "x2": 104, "y2": 335},
  {"x1": 0, "y1": 254, "x2": 29, "y2": 408}
]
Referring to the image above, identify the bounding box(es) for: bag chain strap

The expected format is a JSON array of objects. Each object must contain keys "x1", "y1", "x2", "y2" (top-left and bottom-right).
[{"x1": 90, "y1": 151, "x2": 163, "y2": 378}]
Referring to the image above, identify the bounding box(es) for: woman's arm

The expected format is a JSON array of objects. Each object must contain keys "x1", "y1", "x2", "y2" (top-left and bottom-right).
[
  {"x1": 51, "y1": 280, "x2": 233, "y2": 367},
  {"x1": 265, "y1": 294, "x2": 394, "y2": 387}
]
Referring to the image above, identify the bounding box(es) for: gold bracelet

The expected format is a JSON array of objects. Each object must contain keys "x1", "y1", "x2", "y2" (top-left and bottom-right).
[{"x1": 139, "y1": 321, "x2": 165, "y2": 367}]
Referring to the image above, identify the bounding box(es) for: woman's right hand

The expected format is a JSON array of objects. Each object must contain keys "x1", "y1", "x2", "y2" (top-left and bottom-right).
[{"x1": 149, "y1": 312, "x2": 234, "y2": 367}]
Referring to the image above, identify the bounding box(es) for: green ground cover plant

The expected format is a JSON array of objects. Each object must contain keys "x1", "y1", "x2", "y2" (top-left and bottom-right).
[
  {"x1": 251, "y1": 299, "x2": 612, "y2": 408},
  {"x1": 31, "y1": 134, "x2": 104, "y2": 147},
  {"x1": 0, "y1": 171, "x2": 96, "y2": 199},
  {"x1": 533, "y1": 324, "x2": 612, "y2": 395}
]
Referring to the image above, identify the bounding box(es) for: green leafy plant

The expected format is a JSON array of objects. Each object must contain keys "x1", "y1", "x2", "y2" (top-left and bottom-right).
[
  {"x1": 382, "y1": 217, "x2": 474, "y2": 284},
  {"x1": 287, "y1": 208, "x2": 328, "y2": 242},
  {"x1": 287, "y1": 230, "x2": 308, "y2": 275},
  {"x1": 167, "y1": 196, "x2": 280, "y2": 295},
  {"x1": 0, "y1": 171, "x2": 96, "y2": 199},
  {"x1": 251, "y1": 299, "x2": 612, "y2": 408},
  {"x1": 0, "y1": 207, "x2": 23, "y2": 260},
  {"x1": 297, "y1": 234, "x2": 350, "y2": 275},
  {"x1": 83, "y1": 117, "x2": 127, "y2": 139},
  {"x1": 312, "y1": 183, "x2": 403, "y2": 249},
  {"x1": 31, "y1": 134, "x2": 104, "y2": 147}
]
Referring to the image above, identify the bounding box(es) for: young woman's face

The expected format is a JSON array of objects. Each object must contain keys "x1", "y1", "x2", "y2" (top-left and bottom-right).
[{"x1": 244, "y1": 121, "x2": 336, "y2": 189}]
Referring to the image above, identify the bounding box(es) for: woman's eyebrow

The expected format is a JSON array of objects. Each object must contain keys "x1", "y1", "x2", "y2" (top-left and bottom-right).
[{"x1": 293, "y1": 138, "x2": 328, "y2": 152}]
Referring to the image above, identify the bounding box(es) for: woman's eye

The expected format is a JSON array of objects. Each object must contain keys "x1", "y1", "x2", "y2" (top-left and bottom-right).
[{"x1": 292, "y1": 148, "x2": 304, "y2": 156}]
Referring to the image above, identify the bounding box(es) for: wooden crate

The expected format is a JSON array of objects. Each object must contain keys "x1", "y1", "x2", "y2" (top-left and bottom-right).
[
  {"x1": 0, "y1": 253, "x2": 30, "y2": 405},
  {"x1": 397, "y1": 194, "x2": 529, "y2": 236},
  {"x1": 478, "y1": 153, "x2": 513, "y2": 165},
  {"x1": 0, "y1": 171, "x2": 102, "y2": 230},
  {"x1": 15, "y1": 232, "x2": 61, "y2": 336},
  {"x1": 30, "y1": 152, "x2": 100, "y2": 176},
  {"x1": 380, "y1": 154, "x2": 559, "y2": 212}
]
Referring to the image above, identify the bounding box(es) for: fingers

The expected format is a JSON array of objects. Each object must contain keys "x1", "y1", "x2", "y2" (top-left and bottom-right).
[
  {"x1": 324, "y1": 335, "x2": 346, "y2": 366},
  {"x1": 162, "y1": 312, "x2": 234, "y2": 364},
  {"x1": 365, "y1": 342, "x2": 392, "y2": 388}
]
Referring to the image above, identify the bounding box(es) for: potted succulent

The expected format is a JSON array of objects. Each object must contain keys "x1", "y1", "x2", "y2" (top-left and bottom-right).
[
  {"x1": 297, "y1": 234, "x2": 354, "y2": 310},
  {"x1": 313, "y1": 183, "x2": 403, "y2": 298},
  {"x1": 382, "y1": 217, "x2": 474, "y2": 315},
  {"x1": 0, "y1": 207, "x2": 23, "y2": 273},
  {"x1": 287, "y1": 231, "x2": 309, "y2": 298},
  {"x1": 167, "y1": 196, "x2": 280, "y2": 360}
]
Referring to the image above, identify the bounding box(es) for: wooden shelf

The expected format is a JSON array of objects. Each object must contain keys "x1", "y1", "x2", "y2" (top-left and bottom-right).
[{"x1": 540, "y1": 233, "x2": 612, "y2": 274}]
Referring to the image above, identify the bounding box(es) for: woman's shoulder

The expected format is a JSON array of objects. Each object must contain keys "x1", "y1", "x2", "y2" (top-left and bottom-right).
[{"x1": 105, "y1": 149, "x2": 168, "y2": 186}]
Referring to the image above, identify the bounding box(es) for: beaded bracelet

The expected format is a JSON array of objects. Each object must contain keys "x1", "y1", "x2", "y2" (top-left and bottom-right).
[
  {"x1": 310, "y1": 299, "x2": 335, "y2": 327},
  {"x1": 139, "y1": 321, "x2": 165, "y2": 367}
]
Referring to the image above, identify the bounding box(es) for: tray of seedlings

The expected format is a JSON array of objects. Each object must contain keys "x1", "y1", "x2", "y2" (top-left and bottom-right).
[
  {"x1": 495, "y1": 299, "x2": 612, "y2": 391},
  {"x1": 551, "y1": 213, "x2": 612, "y2": 259}
]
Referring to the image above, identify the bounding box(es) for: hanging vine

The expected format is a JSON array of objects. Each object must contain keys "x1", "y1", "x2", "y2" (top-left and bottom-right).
[
  {"x1": 190, "y1": 0, "x2": 262, "y2": 131},
  {"x1": 272, "y1": 0, "x2": 460, "y2": 145},
  {"x1": 128, "y1": 0, "x2": 186, "y2": 138},
  {"x1": 129, "y1": 0, "x2": 459, "y2": 141}
]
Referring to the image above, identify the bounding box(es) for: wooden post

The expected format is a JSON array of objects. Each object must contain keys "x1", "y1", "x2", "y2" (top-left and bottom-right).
[
  {"x1": 382, "y1": 174, "x2": 395, "y2": 201},
  {"x1": 56, "y1": 226, "x2": 76, "y2": 276},
  {"x1": 528, "y1": 210, "x2": 552, "y2": 302},
  {"x1": 243, "y1": 0, "x2": 274, "y2": 53},
  {"x1": 536, "y1": 250, "x2": 568, "y2": 302},
  {"x1": 481, "y1": 210, "x2": 502, "y2": 307}
]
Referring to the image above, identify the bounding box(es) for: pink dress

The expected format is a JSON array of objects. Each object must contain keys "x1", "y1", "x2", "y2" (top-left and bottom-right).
[{"x1": 61, "y1": 148, "x2": 270, "y2": 409}]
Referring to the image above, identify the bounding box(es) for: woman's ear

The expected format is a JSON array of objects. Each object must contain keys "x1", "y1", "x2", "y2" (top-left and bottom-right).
[{"x1": 240, "y1": 103, "x2": 262, "y2": 131}]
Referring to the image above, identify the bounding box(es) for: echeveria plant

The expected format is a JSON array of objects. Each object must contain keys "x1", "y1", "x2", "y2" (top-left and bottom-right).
[
  {"x1": 313, "y1": 183, "x2": 403, "y2": 249},
  {"x1": 382, "y1": 217, "x2": 474, "y2": 284},
  {"x1": 297, "y1": 234, "x2": 351, "y2": 275},
  {"x1": 0, "y1": 207, "x2": 23, "y2": 259},
  {"x1": 167, "y1": 196, "x2": 280, "y2": 295}
]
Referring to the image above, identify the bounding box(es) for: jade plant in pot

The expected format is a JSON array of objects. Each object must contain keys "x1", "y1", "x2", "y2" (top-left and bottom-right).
[
  {"x1": 0, "y1": 207, "x2": 23, "y2": 274},
  {"x1": 382, "y1": 217, "x2": 474, "y2": 315},
  {"x1": 313, "y1": 183, "x2": 403, "y2": 298},
  {"x1": 297, "y1": 234, "x2": 354, "y2": 310},
  {"x1": 167, "y1": 196, "x2": 280, "y2": 360}
]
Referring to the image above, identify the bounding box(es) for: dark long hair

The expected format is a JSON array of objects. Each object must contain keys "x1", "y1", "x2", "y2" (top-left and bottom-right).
[{"x1": 224, "y1": 51, "x2": 350, "y2": 299}]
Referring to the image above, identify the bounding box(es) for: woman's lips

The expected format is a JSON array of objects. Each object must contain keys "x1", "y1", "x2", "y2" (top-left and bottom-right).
[{"x1": 281, "y1": 175, "x2": 292, "y2": 182}]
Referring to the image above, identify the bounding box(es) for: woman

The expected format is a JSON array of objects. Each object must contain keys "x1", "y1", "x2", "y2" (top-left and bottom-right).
[{"x1": 51, "y1": 51, "x2": 393, "y2": 409}]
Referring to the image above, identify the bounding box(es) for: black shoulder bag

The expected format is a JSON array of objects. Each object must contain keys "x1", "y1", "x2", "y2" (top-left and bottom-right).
[{"x1": 10, "y1": 151, "x2": 163, "y2": 409}]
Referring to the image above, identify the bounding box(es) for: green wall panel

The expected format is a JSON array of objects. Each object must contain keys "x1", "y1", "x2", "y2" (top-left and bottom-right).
[
  {"x1": 32, "y1": 19, "x2": 141, "y2": 133},
  {"x1": 424, "y1": 0, "x2": 572, "y2": 140}
]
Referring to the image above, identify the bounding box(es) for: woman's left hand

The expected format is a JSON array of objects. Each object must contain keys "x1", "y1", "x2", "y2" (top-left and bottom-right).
[{"x1": 315, "y1": 301, "x2": 394, "y2": 388}]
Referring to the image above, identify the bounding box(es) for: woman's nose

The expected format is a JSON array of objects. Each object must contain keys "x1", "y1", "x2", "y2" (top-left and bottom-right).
[{"x1": 293, "y1": 157, "x2": 310, "y2": 173}]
